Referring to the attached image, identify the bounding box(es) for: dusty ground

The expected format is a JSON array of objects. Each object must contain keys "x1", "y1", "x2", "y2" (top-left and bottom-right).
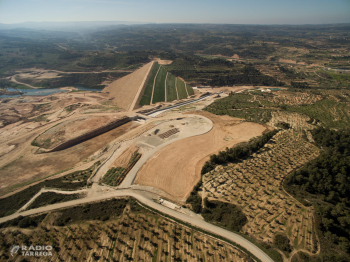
[
  {"x1": 35, "y1": 115, "x2": 124, "y2": 149},
  {"x1": 134, "y1": 111, "x2": 268, "y2": 200},
  {"x1": 109, "y1": 144, "x2": 139, "y2": 169},
  {"x1": 0, "y1": 121, "x2": 137, "y2": 194},
  {"x1": 194, "y1": 85, "x2": 256, "y2": 94},
  {"x1": 103, "y1": 62, "x2": 153, "y2": 111},
  {"x1": 154, "y1": 58, "x2": 173, "y2": 65},
  {"x1": 0, "y1": 93, "x2": 138, "y2": 196}
]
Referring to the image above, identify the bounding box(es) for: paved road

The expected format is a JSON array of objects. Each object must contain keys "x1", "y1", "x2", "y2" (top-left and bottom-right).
[
  {"x1": 147, "y1": 94, "x2": 214, "y2": 117},
  {"x1": 0, "y1": 188, "x2": 274, "y2": 262}
]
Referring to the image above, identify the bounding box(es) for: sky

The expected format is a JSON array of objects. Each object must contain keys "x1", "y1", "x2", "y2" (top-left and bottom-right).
[{"x1": 0, "y1": 0, "x2": 349, "y2": 25}]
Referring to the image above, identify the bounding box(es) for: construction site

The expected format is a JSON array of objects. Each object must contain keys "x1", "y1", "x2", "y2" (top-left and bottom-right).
[{"x1": 0, "y1": 56, "x2": 337, "y2": 262}]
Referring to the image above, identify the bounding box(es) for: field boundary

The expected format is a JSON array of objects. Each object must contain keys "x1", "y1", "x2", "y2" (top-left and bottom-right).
[
  {"x1": 164, "y1": 72, "x2": 168, "y2": 102},
  {"x1": 185, "y1": 82, "x2": 189, "y2": 97},
  {"x1": 129, "y1": 61, "x2": 154, "y2": 111},
  {"x1": 150, "y1": 65, "x2": 161, "y2": 105},
  {"x1": 175, "y1": 77, "x2": 179, "y2": 100}
]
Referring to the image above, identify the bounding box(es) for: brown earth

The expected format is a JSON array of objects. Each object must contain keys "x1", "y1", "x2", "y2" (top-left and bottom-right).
[
  {"x1": 110, "y1": 144, "x2": 139, "y2": 169},
  {"x1": 0, "y1": 203, "x2": 248, "y2": 262},
  {"x1": 154, "y1": 58, "x2": 173, "y2": 65},
  {"x1": 134, "y1": 111, "x2": 268, "y2": 200},
  {"x1": 35, "y1": 115, "x2": 123, "y2": 149},
  {"x1": 103, "y1": 62, "x2": 153, "y2": 111},
  {"x1": 0, "y1": 122, "x2": 138, "y2": 194}
]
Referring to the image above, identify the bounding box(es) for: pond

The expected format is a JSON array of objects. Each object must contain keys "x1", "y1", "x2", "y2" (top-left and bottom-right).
[{"x1": 0, "y1": 85, "x2": 105, "y2": 98}]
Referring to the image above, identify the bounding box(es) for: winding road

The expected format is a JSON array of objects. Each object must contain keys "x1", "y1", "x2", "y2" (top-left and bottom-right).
[
  {"x1": 0, "y1": 187, "x2": 274, "y2": 262},
  {"x1": 0, "y1": 96, "x2": 275, "y2": 262}
]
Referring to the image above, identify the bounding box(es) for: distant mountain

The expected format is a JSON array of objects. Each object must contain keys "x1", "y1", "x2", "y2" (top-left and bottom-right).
[{"x1": 0, "y1": 21, "x2": 148, "y2": 32}]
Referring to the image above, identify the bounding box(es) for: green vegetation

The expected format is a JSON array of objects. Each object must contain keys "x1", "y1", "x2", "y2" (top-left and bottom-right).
[
  {"x1": 176, "y1": 78, "x2": 188, "y2": 99},
  {"x1": 291, "y1": 251, "x2": 349, "y2": 262},
  {"x1": 208, "y1": 65, "x2": 283, "y2": 87},
  {"x1": 202, "y1": 198, "x2": 247, "y2": 232},
  {"x1": 152, "y1": 66, "x2": 167, "y2": 103},
  {"x1": 186, "y1": 83, "x2": 194, "y2": 95},
  {"x1": 0, "y1": 162, "x2": 99, "y2": 218},
  {"x1": 54, "y1": 198, "x2": 142, "y2": 226},
  {"x1": 27, "y1": 192, "x2": 83, "y2": 210},
  {"x1": 286, "y1": 98, "x2": 350, "y2": 129},
  {"x1": 0, "y1": 214, "x2": 46, "y2": 229},
  {"x1": 273, "y1": 235, "x2": 292, "y2": 253},
  {"x1": 275, "y1": 121, "x2": 290, "y2": 129},
  {"x1": 102, "y1": 152, "x2": 141, "y2": 186},
  {"x1": 284, "y1": 127, "x2": 350, "y2": 257},
  {"x1": 139, "y1": 62, "x2": 160, "y2": 105},
  {"x1": 201, "y1": 130, "x2": 279, "y2": 175},
  {"x1": 186, "y1": 181, "x2": 203, "y2": 213},
  {"x1": 205, "y1": 89, "x2": 350, "y2": 129},
  {"x1": 204, "y1": 92, "x2": 274, "y2": 123},
  {"x1": 0, "y1": 79, "x2": 29, "y2": 89},
  {"x1": 166, "y1": 73, "x2": 177, "y2": 102},
  {"x1": 15, "y1": 72, "x2": 127, "y2": 89},
  {"x1": 31, "y1": 114, "x2": 49, "y2": 122},
  {"x1": 64, "y1": 103, "x2": 81, "y2": 112}
]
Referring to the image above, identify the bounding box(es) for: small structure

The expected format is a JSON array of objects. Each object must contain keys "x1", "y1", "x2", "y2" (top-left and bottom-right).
[
  {"x1": 159, "y1": 198, "x2": 179, "y2": 210},
  {"x1": 158, "y1": 128, "x2": 180, "y2": 139}
]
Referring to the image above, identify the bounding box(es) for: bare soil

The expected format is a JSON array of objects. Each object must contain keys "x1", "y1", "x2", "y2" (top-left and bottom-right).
[
  {"x1": 134, "y1": 111, "x2": 268, "y2": 200},
  {"x1": 154, "y1": 58, "x2": 173, "y2": 65},
  {"x1": 0, "y1": 122, "x2": 137, "y2": 194},
  {"x1": 103, "y1": 62, "x2": 153, "y2": 111},
  {"x1": 202, "y1": 130, "x2": 320, "y2": 253},
  {"x1": 110, "y1": 144, "x2": 139, "y2": 169},
  {"x1": 35, "y1": 115, "x2": 122, "y2": 149},
  {"x1": 0, "y1": 201, "x2": 248, "y2": 262}
]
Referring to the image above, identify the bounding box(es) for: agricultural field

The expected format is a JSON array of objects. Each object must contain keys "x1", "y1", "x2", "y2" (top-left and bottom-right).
[
  {"x1": 152, "y1": 66, "x2": 167, "y2": 103},
  {"x1": 177, "y1": 78, "x2": 188, "y2": 99},
  {"x1": 139, "y1": 62, "x2": 160, "y2": 106},
  {"x1": 0, "y1": 198, "x2": 253, "y2": 262},
  {"x1": 201, "y1": 130, "x2": 320, "y2": 255},
  {"x1": 186, "y1": 83, "x2": 195, "y2": 96},
  {"x1": 166, "y1": 73, "x2": 178, "y2": 102},
  {"x1": 102, "y1": 146, "x2": 142, "y2": 186},
  {"x1": 205, "y1": 89, "x2": 350, "y2": 129},
  {"x1": 141, "y1": 64, "x2": 193, "y2": 105}
]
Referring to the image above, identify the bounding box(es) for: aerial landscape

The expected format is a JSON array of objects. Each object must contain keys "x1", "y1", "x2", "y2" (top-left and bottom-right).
[{"x1": 0, "y1": 0, "x2": 350, "y2": 261}]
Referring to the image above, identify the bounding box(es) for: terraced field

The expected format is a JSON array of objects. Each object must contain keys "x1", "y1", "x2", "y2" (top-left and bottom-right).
[
  {"x1": 254, "y1": 91, "x2": 322, "y2": 106},
  {"x1": 287, "y1": 98, "x2": 350, "y2": 129},
  {"x1": 166, "y1": 73, "x2": 177, "y2": 102},
  {"x1": 0, "y1": 198, "x2": 251, "y2": 262},
  {"x1": 186, "y1": 83, "x2": 194, "y2": 96},
  {"x1": 139, "y1": 64, "x2": 193, "y2": 105},
  {"x1": 139, "y1": 62, "x2": 160, "y2": 106},
  {"x1": 177, "y1": 78, "x2": 188, "y2": 99},
  {"x1": 267, "y1": 111, "x2": 316, "y2": 140},
  {"x1": 152, "y1": 66, "x2": 167, "y2": 103},
  {"x1": 201, "y1": 130, "x2": 320, "y2": 253}
]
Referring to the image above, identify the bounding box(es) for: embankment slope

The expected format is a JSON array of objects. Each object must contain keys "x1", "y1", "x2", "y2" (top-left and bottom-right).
[{"x1": 103, "y1": 62, "x2": 154, "y2": 111}]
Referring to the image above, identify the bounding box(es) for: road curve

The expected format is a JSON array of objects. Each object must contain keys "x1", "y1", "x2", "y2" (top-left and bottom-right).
[{"x1": 0, "y1": 188, "x2": 274, "y2": 262}]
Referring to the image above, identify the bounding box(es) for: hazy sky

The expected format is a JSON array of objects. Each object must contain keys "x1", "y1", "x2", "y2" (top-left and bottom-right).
[{"x1": 0, "y1": 0, "x2": 349, "y2": 25}]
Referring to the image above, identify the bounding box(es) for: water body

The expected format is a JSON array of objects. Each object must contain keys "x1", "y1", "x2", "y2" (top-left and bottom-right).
[
  {"x1": 269, "y1": 88, "x2": 281, "y2": 91},
  {"x1": 0, "y1": 85, "x2": 104, "y2": 98}
]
